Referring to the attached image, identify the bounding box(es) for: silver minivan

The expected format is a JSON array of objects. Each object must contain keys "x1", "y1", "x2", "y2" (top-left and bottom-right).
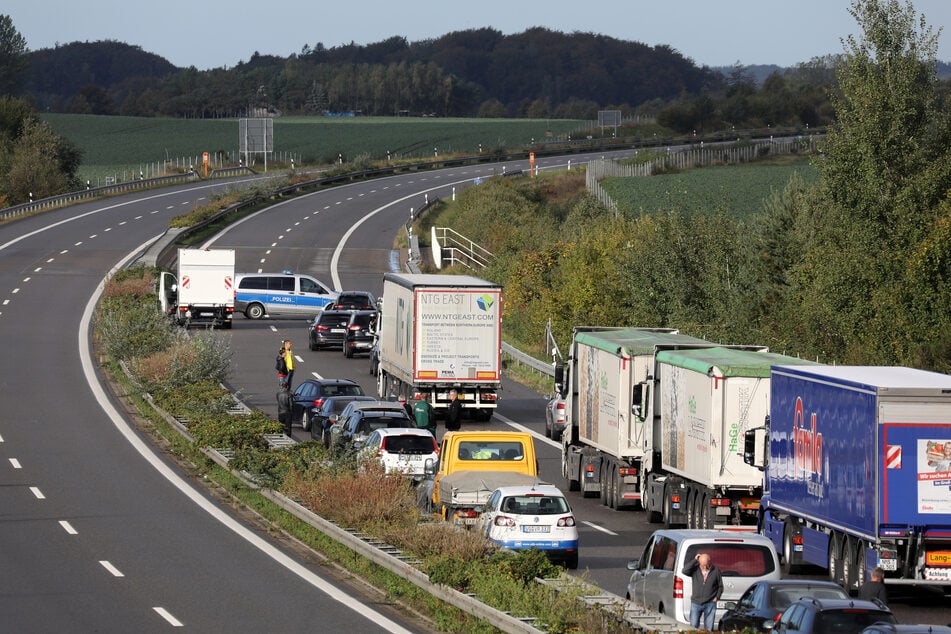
[
  {"x1": 235, "y1": 272, "x2": 338, "y2": 319},
  {"x1": 626, "y1": 529, "x2": 781, "y2": 628}
]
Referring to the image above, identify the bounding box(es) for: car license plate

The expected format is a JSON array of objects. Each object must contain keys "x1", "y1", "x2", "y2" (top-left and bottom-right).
[
  {"x1": 399, "y1": 455, "x2": 421, "y2": 462},
  {"x1": 522, "y1": 525, "x2": 550, "y2": 534},
  {"x1": 878, "y1": 558, "x2": 898, "y2": 571},
  {"x1": 331, "y1": 328, "x2": 345, "y2": 333}
]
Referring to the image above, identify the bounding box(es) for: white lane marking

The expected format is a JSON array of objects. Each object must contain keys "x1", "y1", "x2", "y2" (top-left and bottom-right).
[
  {"x1": 30, "y1": 487, "x2": 45, "y2": 499},
  {"x1": 166, "y1": 205, "x2": 175, "y2": 209},
  {"x1": 492, "y1": 412, "x2": 559, "y2": 449},
  {"x1": 89, "y1": 234, "x2": 98, "y2": 239},
  {"x1": 59, "y1": 520, "x2": 78, "y2": 534},
  {"x1": 582, "y1": 521, "x2": 619, "y2": 536},
  {"x1": 104, "y1": 227, "x2": 112, "y2": 232},
  {"x1": 153, "y1": 607, "x2": 183, "y2": 627},
  {"x1": 119, "y1": 221, "x2": 127, "y2": 225},
  {"x1": 310, "y1": 371, "x2": 325, "y2": 379},
  {"x1": 11, "y1": 288, "x2": 18, "y2": 293},
  {"x1": 0, "y1": 433, "x2": 4, "y2": 442},
  {"x1": 294, "y1": 355, "x2": 303, "y2": 363},
  {"x1": 79, "y1": 241, "x2": 414, "y2": 634},
  {"x1": 74, "y1": 241, "x2": 82, "y2": 246},
  {"x1": 99, "y1": 560, "x2": 124, "y2": 577},
  {"x1": 60, "y1": 249, "x2": 68, "y2": 254},
  {"x1": 9, "y1": 458, "x2": 21, "y2": 468},
  {"x1": 22, "y1": 277, "x2": 30, "y2": 282},
  {"x1": 270, "y1": 325, "x2": 278, "y2": 332},
  {"x1": 2, "y1": 300, "x2": 9, "y2": 305},
  {"x1": 326, "y1": 173, "x2": 500, "y2": 291},
  {"x1": 34, "y1": 267, "x2": 42, "y2": 271}
]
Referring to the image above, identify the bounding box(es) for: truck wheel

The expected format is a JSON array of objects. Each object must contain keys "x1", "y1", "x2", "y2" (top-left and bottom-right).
[
  {"x1": 564, "y1": 454, "x2": 580, "y2": 491},
  {"x1": 607, "y1": 468, "x2": 618, "y2": 509},
  {"x1": 662, "y1": 489, "x2": 673, "y2": 528},
  {"x1": 854, "y1": 540, "x2": 868, "y2": 593},
  {"x1": 842, "y1": 537, "x2": 857, "y2": 594},
  {"x1": 828, "y1": 533, "x2": 844, "y2": 586},
  {"x1": 782, "y1": 521, "x2": 801, "y2": 575},
  {"x1": 377, "y1": 370, "x2": 386, "y2": 399},
  {"x1": 599, "y1": 462, "x2": 609, "y2": 505},
  {"x1": 686, "y1": 491, "x2": 697, "y2": 529},
  {"x1": 246, "y1": 303, "x2": 265, "y2": 319}
]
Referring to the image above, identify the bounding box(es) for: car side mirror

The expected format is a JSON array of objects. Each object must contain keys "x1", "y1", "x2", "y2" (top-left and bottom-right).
[
  {"x1": 423, "y1": 457, "x2": 436, "y2": 475},
  {"x1": 626, "y1": 559, "x2": 639, "y2": 571}
]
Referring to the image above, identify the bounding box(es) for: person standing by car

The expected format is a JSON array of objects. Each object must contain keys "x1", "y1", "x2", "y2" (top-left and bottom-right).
[
  {"x1": 277, "y1": 382, "x2": 292, "y2": 437},
  {"x1": 445, "y1": 389, "x2": 462, "y2": 432},
  {"x1": 682, "y1": 552, "x2": 723, "y2": 630},
  {"x1": 282, "y1": 340, "x2": 295, "y2": 389},
  {"x1": 276, "y1": 345, "x2": 288, "y2": 386},
  {"x1": 858, "y1": 566, "x2": 889, "y2": 605},
  {"x1": 413, "y1": 392, "x2": 436, "y2": 436}
]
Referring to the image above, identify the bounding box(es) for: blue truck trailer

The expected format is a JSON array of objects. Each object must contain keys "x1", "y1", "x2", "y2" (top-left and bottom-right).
[{"x1": 745, "y1": 365, "x2": 951, "y2": 593}]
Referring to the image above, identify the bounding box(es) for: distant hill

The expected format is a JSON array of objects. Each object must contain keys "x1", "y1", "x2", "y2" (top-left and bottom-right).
[
  {"x1": 21, "y1": 29, "x2": 722, "y2": 117},
  {"x1": 25, "y1": 41, "x2": 177, "y2": 112}
]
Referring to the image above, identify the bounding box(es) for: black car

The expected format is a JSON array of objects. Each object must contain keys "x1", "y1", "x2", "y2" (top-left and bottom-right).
[
  {"x1": 326, "y1": 291, "x2": 378, "y2": 311},
  {"x1": 333, "y1": 408, "x2": 414, "y2": 453},
  {"x1": 343, "y1": 310, "x2": 377, "y2": 358},
  {"x1": 290, "y1": 378, "x2": 365, "y2": 431},
  {"x1": 310, "y1": 394, "x2": 378, "y2": 446},
  {"x1": 309, "y1": 310, "x2": 353, "y2": 350},
  {"x1": 773, "y1": 597, "x2": 895, "y2": 634},
  {"x1": 718, "y1": 580, "x2": 849, "y2": 633}
]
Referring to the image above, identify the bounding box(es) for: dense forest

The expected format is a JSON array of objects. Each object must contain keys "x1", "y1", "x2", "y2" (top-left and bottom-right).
[{"x1": 19, "y1": 30, "x2": 722, "y2": 119}]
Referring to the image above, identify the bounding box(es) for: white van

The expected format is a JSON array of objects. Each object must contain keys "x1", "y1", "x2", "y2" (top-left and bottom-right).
[
  {"x1": 625, "y1": 529, "x2": 780, "y2": 628},
  {"x1": 234, "y1": 272, "x2": 338, "y2": 319}
]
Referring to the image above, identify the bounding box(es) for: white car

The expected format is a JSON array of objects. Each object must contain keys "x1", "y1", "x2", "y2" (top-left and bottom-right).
[
  {"x1": 476, "y1": 484, "x2": 579, "y2": 569},
  {"x1": 359, "y1": 428, "x2": 438, "y2": 480}
]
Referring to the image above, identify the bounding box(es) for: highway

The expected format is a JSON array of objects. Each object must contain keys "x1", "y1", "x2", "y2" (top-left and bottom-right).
[{"x1": 2, "y1": 146, "x2": 948, "y2": 629}]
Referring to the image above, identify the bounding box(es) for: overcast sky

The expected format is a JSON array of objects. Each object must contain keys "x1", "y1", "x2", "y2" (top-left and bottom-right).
[{"x1": 7, "y1": 0, "x2": 951, "y2": 70}]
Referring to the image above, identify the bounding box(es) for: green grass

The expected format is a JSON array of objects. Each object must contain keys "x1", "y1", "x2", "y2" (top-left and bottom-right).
[
  {"x1": 41, "y1": 113, "x2": 589, "y2": 183},
  {"x1": 600, "y1": 157, "x2": 818, "y2": 220}
]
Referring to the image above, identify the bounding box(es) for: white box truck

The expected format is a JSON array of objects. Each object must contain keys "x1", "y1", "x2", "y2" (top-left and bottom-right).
[
  {"x1": 159, "y1": 248, "x2": 235, "y2": 329},
  {"x1": 376, "y1": 273, "x2": 502, "y2": 421}
]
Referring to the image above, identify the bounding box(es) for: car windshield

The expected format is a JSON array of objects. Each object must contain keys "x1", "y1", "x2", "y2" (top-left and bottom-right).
[
  {"x1": 814, "y1": 610, "x2": 895, "y2": 634},
  {"x1": 382, "y1": 435, "x2": 435, "y2": 454},
  {"x1": 457, "y1": 441, "x2": 524, "y2": 461},
  {"x1": 501, "y1": 495, "x2": 569, "y2": 515},
  {"x1": 683, "y1": 543, "x2": 777, "y2": 576},
  {"x1": 772, "y1": 586, "x2": 848, "y2": 609}
]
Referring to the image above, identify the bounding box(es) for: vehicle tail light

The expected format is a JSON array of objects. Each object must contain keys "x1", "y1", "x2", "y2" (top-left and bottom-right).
[
  {"x1": 313, "y1": 398, "x2": 325, "y2": 408},
  {"x1": 315, "y1": 324, "x2": 328, "y2": 332},
  {"x1": 774, "y1": 614, "x2": 782, "y2": 624},
  {"x1": 585, "y1": 464, "x2": 596, "y2": 474},
  {"x1": 619, "y1": 467, "x2": 638, "y2": 476},
  {"x1": 793, "y1": 535, "x2": 803, "y2": 546},
  {"x1": 348, "y1": 324, "x2": 361, "y2": 331},
  {"x1": 671, "y1": 494, "x2": 681, "y2": 504},
  {"x1": 710, "y1": 498, "x2": 731, "y2": 507},
  {"x1": 673, "y1": 576, "x2": 683, "y2": 599},
  {"x1": 557, "y1": 516, "x2": 576, "y2": 527},
  {"x1": 481, "y1": 392, "x2": 497, "y2": 402},
  {"x1": 495, "y1": 515, "x2": 516, "y2": 527}
]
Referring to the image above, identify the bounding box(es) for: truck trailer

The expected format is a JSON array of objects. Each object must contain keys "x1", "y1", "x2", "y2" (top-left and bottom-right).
[
  {"x1": 159, "y1": 248, "x2": 235, "y2": 329},
  {"x1": 376, "y1": 272, "x2": 502, "y2": 420},
  {"x1": 647, "y1": 346, "x2": 817, "y2": 530},
  {"x1": 745, "y1": 365, "x2": 951, "y2": 591}
]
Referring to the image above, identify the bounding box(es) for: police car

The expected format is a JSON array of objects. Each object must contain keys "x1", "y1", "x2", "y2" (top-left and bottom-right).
[{"x1": 476, "y1": 483, "x2": 579, "y2": 569}]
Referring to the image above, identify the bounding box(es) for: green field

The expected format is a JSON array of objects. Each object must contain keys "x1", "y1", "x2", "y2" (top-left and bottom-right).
[
  {"x1": 41, "y1": 114, "x2": 589, "y2": 183},
  {"x1": 600, "y1": 159, "x2": 818, "y2": 220}
]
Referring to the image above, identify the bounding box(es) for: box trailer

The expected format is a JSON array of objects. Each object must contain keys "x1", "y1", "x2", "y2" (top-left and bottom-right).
[
  {"x1": 159, "y1": 248, "x2": 235, "y2": 329},
  {"x1": 746, "y1": 365, "x2": 951, "y2": 590}
]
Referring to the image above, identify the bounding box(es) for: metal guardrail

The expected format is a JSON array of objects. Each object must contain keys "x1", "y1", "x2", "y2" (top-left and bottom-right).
[{"x1": 502, "y1": 342, "x2": 555, "y2": 378}]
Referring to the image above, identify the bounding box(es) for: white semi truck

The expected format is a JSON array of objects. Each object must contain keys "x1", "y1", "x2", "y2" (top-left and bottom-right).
[
  {"x1": 159, "y1": 248, "x2": 235, "y2": 329},
  {"x1": 561, "y1": 327, "x2": 811, "y2": 529},
  {"x1": 376, "y1": 272, "x2": 502, "y2": 420}
]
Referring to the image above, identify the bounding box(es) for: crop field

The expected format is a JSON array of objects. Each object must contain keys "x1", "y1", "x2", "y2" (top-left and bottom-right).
[
  {"x1": 41, "y1": 114, "x2": 588, "y2": 183},
  {"x1": 600, "y1": 159, "x2": 818, "y2": 221}
]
